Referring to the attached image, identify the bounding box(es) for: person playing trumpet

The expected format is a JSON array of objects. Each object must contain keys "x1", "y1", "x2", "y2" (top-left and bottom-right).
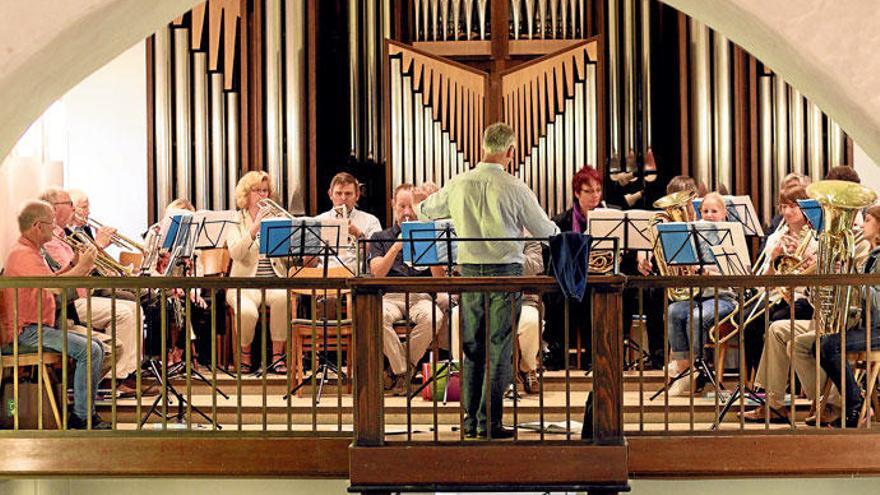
[
  {"x1": 39, "y1": 187, "x2": 142, "y2": 396},
  {"x1": 315, "y1": 172, "x2": 382, "y2": 271},
  {"x1": 3, "y1": 200, "x2": 109, "y2": 429},
  {"x1": 225, "y1": 171, "x2": 294, "y2": 373}
]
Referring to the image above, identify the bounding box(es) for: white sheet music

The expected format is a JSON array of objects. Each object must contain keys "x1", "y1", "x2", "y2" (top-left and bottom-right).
[
  {"x1": 194, "y1": 209, "x2": 239, "y2": 248},
  {"x1": 587, "y1": 208, "x2": 655, "y2": 250}
]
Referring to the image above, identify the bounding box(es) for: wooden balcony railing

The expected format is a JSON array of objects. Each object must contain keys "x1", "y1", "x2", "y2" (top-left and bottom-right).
[{"x1": 0, "y1": 274, "x2": 879, "y2": 484}]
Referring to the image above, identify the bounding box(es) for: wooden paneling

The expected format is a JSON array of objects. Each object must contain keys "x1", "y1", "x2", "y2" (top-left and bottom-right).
[
  {"x1": 0, "y1": 436, "x2": 351, "y2": 477},
  {"x1": 628, "y1": 433, "x2": 880, "y2": 477},
  {"x1": 350, "y1": 444, "x2": 628, "y2": 488}
]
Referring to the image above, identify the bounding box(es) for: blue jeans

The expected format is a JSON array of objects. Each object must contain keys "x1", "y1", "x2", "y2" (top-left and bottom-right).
[
  {"x1": 18, "y1": 324, "x2": 104, "y2": 420},
  {"x1": 667, "y1": 296, "x2": 736, "y2": 360},
  {"x1": 459, "y1": 263, "x2": 522, "y2": 434},
  {"x1": 819, "y1": 327, "x2": 880, "y2": 414}
]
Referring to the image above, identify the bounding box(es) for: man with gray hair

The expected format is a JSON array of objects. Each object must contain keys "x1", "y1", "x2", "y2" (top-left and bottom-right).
[
  {"x1": 3, "y1": 200, "x2": 109, "y2": 429},
  {"x1": 415, "y1": 122, "x2": 559, "y2": 439},
  {"x1": 39, "y1": 187, "x2": 142, "y2": 397}
]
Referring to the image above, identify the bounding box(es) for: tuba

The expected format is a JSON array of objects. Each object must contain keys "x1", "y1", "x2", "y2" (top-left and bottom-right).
[
  {"x1": 649, "y1": 189, "x2": 696, "y2": 301},
  {"x1": 808, "y1": 180, "x2": 877, "y2": 336}
]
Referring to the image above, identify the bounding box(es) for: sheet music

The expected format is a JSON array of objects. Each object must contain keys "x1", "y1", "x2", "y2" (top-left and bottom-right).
[
  {"x1": 693, "y1": 195, "x2": 764, "y2": 237},
  {"x1": 656, "y1": 221, "x2": 749, "y2": 271},
  {"x1": 193, "y1": 209, "x2": 238, "y2": 248},
  {"x1": 587, "y1": 208, "x2": 654, "y2": 251}
]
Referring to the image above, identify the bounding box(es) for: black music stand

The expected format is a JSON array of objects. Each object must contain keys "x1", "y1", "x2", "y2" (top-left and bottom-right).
[
  {"x1": 141, "y1": 216, "x2": 225, "y2": 428},
  {"x1": 649, "y1": 222, "x2": 730, "y2": 401},
  {"x1": 693, "y1": 196, "x2": 765, "y2": 237},
  {"x1": 396, "y1": 221, "x2": 458, "y2": 402},
  {"x1": 262, "y1": 219, "x2": 352, "y2": 402},
  {"x1": 588, "y1": 210, "x2": 654, "y2": 368}
]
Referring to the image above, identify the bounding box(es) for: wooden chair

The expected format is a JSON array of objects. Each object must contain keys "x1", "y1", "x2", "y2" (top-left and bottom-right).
[
  {"x1": 288, "y1": 266, "x2": 353, "y2": 397},
  {"x1": 0, "y1": 291, "x2": 62, "y2": 429},
  {"x1": 118, "y1": 251, "x2": 144, "y2": 274},
  {"x1": 851, "y1": 350, "x2": 880, "y2": 425},
  {"x1": 707, "y1": 302, "x2": 741, "y2": 390},
  {"x1": 0, "y1": 346, "x2": 63, "y2": 429}
]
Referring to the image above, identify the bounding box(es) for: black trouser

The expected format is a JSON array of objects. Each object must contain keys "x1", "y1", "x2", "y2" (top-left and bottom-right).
[
  {"x1": 819, "y1": 327, "x2": 880, "y2": 415},
  {"x1": 542, "y1": 292, "x2": 591, "y2": 369},
  {"x1": 143, "y1": 289, "x2": 227, "y2": 361},
  {"x1": 743, "y1": 297, "x2": 813, "y2": 378}
]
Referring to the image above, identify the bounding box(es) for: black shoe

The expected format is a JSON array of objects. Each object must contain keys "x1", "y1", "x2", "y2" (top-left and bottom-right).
[
  {"x1": 68, "y1": 413, "x2": 111, "y2": 430},
  {"x1": 477, "y1": 426, "x2": 515, "y2": 439},
  {"x1": 463, "y1": 428, "x2": 477, "y2": 439}
]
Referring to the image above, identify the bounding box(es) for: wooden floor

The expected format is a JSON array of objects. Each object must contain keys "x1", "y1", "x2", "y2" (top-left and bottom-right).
[{"x1": 88, "y1": 368, "x2": 861, "y2": 437}]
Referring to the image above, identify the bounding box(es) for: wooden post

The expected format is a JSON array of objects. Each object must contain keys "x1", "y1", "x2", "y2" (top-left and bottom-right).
[
  {"x1": 353, "y1": 287, "x2": 385, "y2": 446},
  {"x1": 487, "y1": 0, "x2": 510, "y2": 122},
  {"x1": 591, "y1": 280, "x2": 624, "y2": 445}
]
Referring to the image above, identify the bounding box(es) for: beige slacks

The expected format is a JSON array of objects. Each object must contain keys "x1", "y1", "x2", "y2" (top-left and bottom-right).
[
  {"x1": 383, "y1": 292, "x2": 445, "y2": 375},
  {"x1": 226, "y1": 289, "x2": 291, "y2": 346},
  {"x1": 74, "y1": 297, "x2": 139, "y2": 379},
  {"x1": 755, "y1": 319, "x2": 835, "y2": 408}
]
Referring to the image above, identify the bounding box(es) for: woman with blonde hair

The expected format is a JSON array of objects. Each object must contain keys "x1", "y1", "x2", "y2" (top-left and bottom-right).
[{"x1": 225, "y1": 171, "x2": 294, "y2": 373}]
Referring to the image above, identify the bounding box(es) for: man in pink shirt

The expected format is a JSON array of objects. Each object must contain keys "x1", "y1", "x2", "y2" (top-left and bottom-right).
[
  {"x1": 40, "y1": 188, "x2": 141, "y2": 395},
  {"x1": 4, "y1": 200, "x2": 108, "y2": 429}
]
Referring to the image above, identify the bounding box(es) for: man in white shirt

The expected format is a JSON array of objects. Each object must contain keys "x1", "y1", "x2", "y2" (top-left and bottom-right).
[
  {"x1": 415, "y1": 122, "x2": 559, "y2": 439},
  {"x1": 315, "y1": 172, "x2": 382, "y2": 271}
]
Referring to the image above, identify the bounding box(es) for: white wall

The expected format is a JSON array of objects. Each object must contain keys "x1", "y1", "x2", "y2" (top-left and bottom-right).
[
  {"x1": 854, "y1": 143, "x2": 880, "y2": 194},
  {"x1": 63, "y1": 40, "x2": 147, "y2": 244}
]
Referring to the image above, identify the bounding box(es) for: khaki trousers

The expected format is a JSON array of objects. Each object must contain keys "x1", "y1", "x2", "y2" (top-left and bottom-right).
[
  {"x1": 755, "y1": 319, "x2": 835, "y2": 408},
  {"x1": 74, "y1": 297, "x2": 139, "y2": 379},
  {"x1": 383, "y1": 292, "x2": 444, "y2": 375}
]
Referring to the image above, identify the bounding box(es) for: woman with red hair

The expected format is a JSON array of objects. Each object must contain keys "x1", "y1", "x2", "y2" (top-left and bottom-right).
[{"x1": 542, "y1": 165, "x2": 604, "y2": 370}]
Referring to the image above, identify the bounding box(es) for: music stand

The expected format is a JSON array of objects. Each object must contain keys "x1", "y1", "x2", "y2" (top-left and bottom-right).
[
  {"x1": 141, "y1": 214, "x2": 226, "y2": 428},
  {"x1": 589, "y1": 209, "x2": 655, "y2": 367},
  {"x1": 649, "y1": 222, "x2": 736, "y2": 400},
  {"x1": 262, "y1": 218, "x2": 352, "y2": 401},
  {"x1": 693, "y1": 196, "x2": 765, "y2": 237},
  {"x1": 398, "y1": 220, "x2": 459, "y2": 402},
  {"x1": 797, "y1": 198, "x2": 824, "y2": 233}
]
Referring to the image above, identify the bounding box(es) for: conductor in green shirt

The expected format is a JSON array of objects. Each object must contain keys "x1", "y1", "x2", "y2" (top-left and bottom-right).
[{"x1": 414, "y1": 122, "x2": 559, "y2": 439}]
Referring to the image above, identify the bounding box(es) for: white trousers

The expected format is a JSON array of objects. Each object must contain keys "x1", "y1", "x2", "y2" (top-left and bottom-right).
[
  {"x1": 226, "y1": 289, "x2": 291, "y2": 346},
  {"x1": 74, "y1": 297, "x2": 139, "y2": 379}
]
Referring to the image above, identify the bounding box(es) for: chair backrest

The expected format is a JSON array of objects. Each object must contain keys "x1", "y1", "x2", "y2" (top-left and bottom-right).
[
  {"x1": 198, "y1": 248, "x2": 231, "y2": 276},
  {"x1": 118, "y1": 251, "x2": 144, "y2": 273}
]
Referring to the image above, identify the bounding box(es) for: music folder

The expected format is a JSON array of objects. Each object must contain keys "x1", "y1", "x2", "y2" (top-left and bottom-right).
[
  {"x1": 655, "y1": 221, "x2": 749, "y2": 272},
  {"x1": 259, "y1": 217, "x2": 347, "y2": 258},
  {"x1": 693, "y1": 195, "x2": 764, "y2": 237},
  {"x1": 400, "y1": 220, "x2": 457, "y2": 267},
  {"x1": 796, "y1": 198, "x2": 824, "y2": 232}
]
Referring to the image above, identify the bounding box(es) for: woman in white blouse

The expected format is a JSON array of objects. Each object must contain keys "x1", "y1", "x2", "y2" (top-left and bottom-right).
[{"x1": 225, "y1": 171, "x2": 294, "y2": 373}]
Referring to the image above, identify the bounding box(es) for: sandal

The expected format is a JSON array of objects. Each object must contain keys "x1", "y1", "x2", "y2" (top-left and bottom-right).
[
  {"x1": 739, "y1": 405, "x2": 791, "y2": 424},
  {"x1": 238, "y1": 350, "x2": 256, "y2": 374},
  {"x1": 269, "y1": 353, "x2": 288, "y2": 375}
]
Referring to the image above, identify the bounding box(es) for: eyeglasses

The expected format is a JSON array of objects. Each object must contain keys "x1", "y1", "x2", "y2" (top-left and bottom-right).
[
  {"x1": 52, "y1": 201, "x2": 73, "y2": 207},
  {"x1": 579, "y1": 187, "x2": 602, "y2": 195},
  {"x1": 250, "y1": 187, "x2": 270, "y2": 194},
  {"x1": 35, "y1": 220, "x2": 54, "y2": 228}
]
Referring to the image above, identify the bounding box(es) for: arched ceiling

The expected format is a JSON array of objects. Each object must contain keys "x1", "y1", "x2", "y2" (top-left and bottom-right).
[
  {"x1": 0, "y1": 0, "x2": 202, "y2": 161},
  {"x1": 662, "y1": 0, "x2": 880, "y2": 165}
]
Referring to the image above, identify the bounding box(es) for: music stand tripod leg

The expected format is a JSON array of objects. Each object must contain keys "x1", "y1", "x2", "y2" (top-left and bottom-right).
[{"x1": 649, "y1": 366, "x2": 692, "y2": 401}]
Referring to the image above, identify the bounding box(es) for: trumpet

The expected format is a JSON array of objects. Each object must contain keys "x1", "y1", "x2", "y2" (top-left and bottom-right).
[
  {"x1": 75, "y1": 214, "x2": 145, "y2": 254},
  {"x1": 257, "y1": 198, "x2": 295, "y2": 219},
  {"x1": 54, "y1": 232, "x2": 132, "y2": 277}
]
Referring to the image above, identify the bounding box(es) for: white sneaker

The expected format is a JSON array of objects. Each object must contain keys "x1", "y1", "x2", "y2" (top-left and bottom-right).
[{"x1": 667, "y1": 376, "x2": 692, "y2": 397}]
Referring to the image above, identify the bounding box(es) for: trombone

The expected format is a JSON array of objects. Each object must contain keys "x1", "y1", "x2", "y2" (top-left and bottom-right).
[{"x1": 75, "y1": 213, "x2": 145, "y2": 254}]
